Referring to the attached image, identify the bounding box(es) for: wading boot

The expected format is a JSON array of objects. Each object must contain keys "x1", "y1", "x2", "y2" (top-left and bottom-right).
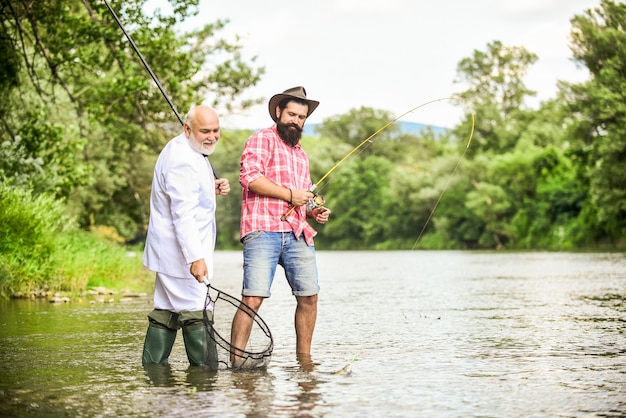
[
  {"x1": 142, "y1": 323, "x2": 177, "y2": 366},
  {"x1": 182, "y1": 321, "x2": 218, "y2": 370}
]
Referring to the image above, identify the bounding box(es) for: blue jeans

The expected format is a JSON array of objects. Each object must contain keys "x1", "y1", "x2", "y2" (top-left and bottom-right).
[{"x1": 242, "y1": 231, "x2": 319, "y2": 297}]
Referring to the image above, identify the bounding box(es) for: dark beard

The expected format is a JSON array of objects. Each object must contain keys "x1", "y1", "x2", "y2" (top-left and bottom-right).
[{"x1": 276, "y1": 121, "x2": 302, "y2": 147}]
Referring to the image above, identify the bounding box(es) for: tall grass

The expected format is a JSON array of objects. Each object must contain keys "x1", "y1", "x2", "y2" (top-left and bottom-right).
[
  {"x1": 0, "y1": 183, "x2": 152, "y2": 298},
  {"x1": 47, "y1": 231, "x2": 153, "y2": 295}
]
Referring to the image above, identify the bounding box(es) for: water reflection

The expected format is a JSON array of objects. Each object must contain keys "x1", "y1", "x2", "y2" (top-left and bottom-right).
[
  {"x1": 143, "y1": 364, "x2": 221, "y2": 390},
  {"x1": 293, "y1": 354, "x2": 323, "y2": 416},
  {"x1": 143, "y1": 364, "x2": 177, "y2": 387},
  {"x1": 0, "y1": 251, "x2": 625, "y2": 417}
]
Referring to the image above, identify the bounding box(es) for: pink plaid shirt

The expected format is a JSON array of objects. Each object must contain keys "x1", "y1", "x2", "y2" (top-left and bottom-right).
[{"x1": 239, "y1": 125, "x2": 317, "y2": 245}]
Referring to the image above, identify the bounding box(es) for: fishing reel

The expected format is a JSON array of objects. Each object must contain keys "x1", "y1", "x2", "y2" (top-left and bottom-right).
[
  {"x1": 307, "y1": 193, "x2": 327, "y2": 215},
  {"x1": 281, "y1": 186, "x2": 326, "y2": 221}
]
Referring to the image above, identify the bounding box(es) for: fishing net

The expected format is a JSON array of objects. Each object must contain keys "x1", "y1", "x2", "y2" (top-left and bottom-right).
[{"x1": 202, "y1": 283, "x2": 273, "y2": 370}]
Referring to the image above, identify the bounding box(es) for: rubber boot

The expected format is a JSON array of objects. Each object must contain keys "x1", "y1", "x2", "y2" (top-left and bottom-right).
[
  {"x1": 182, "y1": 323, "x2": 218, "y2": 370},
  {"x1": 142, "y1": 324, "x2": 177, "y2": 366}
]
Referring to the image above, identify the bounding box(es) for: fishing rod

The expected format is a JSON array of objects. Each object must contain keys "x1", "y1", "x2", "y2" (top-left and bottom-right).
[
  {"x1": 281, "y1": 97, "x2": 475, "y2": 227},
  {"x1": 106, "y1": 2, "x2": 269, "y2": 369},
  {"x1": 103, "y1": 0, "x2": 183, "y2": 125},
  {"x1": 103, "y1": 0, "x2": 220, "y2": 178}
]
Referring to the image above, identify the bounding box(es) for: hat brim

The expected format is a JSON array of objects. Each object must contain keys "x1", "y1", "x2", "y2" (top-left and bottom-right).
[{"x1": 268, "y1": 94, "x2": 320, "y2": 123}]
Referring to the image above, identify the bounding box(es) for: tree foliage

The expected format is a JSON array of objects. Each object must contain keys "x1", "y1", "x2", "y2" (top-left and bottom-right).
[
  {"x1": 564, "y1": 0, "x2": 626, "y2": 242},
  {"x1": 455, "y1": 40, "x2": 538, "y2": 155},
  {"x1": 1, "y1": 0, "x2": 624, "y2": 255},
  {"x1": 0, "y1": 0, "x2": 263, "y2": 239},
  {"x1": 306, "y1": 0, "x2": 624, "y2": 250}
]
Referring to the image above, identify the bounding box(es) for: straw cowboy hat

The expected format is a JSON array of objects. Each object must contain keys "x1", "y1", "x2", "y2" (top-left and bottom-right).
[{"x1": 268, "y1": 86, "x2": 320, "y2": 122}]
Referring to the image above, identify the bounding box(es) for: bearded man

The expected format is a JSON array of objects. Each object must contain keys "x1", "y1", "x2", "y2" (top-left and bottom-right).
[{"x1": 230, "y1": 87, "x2": 331, "y2": 368}]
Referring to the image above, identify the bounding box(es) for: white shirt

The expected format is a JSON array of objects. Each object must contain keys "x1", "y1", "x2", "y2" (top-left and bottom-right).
[{"x1": 143, "y1": 132, "x2": 217, "y2": 280}]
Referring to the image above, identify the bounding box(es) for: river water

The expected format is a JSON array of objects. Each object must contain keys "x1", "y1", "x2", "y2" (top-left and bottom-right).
[{"x1": 0, "y1": 251, "x2": 624, "y2": 417}]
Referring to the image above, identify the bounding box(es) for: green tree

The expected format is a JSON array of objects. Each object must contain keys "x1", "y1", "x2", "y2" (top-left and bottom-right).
[
  {"x1": 212, "y1": 129, "x2": 249, "y2": 249},
  {"x1": 315, "y1": 106, "x2": 400, "y2": 152},
  {"x1": 318, "y1": 156, "x2": 393, "y2": 249},
  {"x1": 564, "y1": 0, "x2": 626, "y2": 244},
  {"x1": 455, "y1": 40, "x2": 538, "y2": 154},
  {"x1": 0, "y1": 0, "x2": 264, "y2": 240}
]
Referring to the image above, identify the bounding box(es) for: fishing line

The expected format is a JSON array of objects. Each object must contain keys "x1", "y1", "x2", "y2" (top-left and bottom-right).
[
  {"x1": 411, "y1": 112, "x2": 474, "y2": 250},
  {"x1": 281, "y1": 97, "x2": 475, "y2": 230}
]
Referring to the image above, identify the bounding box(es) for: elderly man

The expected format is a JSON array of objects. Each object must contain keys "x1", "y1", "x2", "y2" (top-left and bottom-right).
[{"x1": 142, "y1": 105, "x2": 230, "y2": 368}]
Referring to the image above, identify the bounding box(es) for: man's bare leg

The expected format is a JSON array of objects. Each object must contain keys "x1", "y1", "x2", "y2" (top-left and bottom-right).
[
  {"x1": 295, "y1": 294, "x2": 318, "y2": 354},
  {"x1": 230, "y1": 296, "x2": 263, "y2": 366}
]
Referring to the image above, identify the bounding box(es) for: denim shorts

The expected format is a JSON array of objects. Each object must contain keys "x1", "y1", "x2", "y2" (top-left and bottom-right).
[{"x1": 242, "y1": 231, "x2": 319, "y2": 297}]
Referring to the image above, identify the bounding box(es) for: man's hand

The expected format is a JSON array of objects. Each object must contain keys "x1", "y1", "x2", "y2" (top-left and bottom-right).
[
  {"x1": 215, "y1": 178, "x2": 230, "y2": 196},
  {"x1": 312, "y1": 207, "x2": 331, "y2": 224},
  {"x1": 290, "y1": 188, "x2": 315, "y2": 206},
  {"x1": 190, "y1": 259, "x2": 208, "y2": 284}
]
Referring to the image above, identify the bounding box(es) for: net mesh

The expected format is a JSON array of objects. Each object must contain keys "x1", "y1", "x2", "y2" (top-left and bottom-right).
[{"x1": 203, "y1": 284, "x2": 273, "y2": 370}]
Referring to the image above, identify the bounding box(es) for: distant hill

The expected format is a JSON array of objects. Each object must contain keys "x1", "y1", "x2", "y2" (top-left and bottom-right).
[
  {"x1": 396, "y1": 121, "x2": 448, "y2": 136},
  {"x1": 303, "y1": 121, "x2": 447, "y2": 137}
]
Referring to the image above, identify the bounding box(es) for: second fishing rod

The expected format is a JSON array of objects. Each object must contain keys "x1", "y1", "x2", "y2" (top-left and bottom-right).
[{"x1": 280, "y1": 97, "x2": 475, "y2": 225}]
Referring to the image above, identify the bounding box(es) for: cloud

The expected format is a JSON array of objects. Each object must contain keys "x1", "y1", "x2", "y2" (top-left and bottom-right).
[{"x1": 145, "y1": 0, "x2": 599, "y2": 129}]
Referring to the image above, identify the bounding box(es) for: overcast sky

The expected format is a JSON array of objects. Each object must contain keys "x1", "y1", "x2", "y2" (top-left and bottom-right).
[{"x1": 147, "y1": 0, "x2": 599, "y2": 129}]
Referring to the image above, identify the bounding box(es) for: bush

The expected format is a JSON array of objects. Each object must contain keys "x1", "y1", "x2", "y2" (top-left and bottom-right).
[
  {"x1": 0, "y1": 183, "x2": 152, "y2": 298},
  {"x1": 0, "y1": 183, "x2": 72, "y2": 296}
]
